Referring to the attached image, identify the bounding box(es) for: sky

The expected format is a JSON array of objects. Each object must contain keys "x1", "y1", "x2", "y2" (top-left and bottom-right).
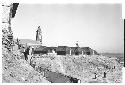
[{"x1": 11, "y1": 4, "x2": 124, "y2": 53}]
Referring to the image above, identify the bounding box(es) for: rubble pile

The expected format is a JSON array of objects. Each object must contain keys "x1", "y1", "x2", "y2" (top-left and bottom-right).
[
  {"x1": 62, "y1": 55, "x2": 122, "y2": 83},
  {"x1": 31, "y1": 54, "x2": 122, "y2": 83},
  {"x1": 31, "y1": 55, "x2": 63, "y2": 73},
  {"x1": 2, "y1": 46, "x2": 50, "y2": 83}
]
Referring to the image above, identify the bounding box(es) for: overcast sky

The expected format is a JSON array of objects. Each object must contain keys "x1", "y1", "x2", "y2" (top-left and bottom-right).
[{"x1": 11, "y1": 4, "x2": 124, "y2": 53}]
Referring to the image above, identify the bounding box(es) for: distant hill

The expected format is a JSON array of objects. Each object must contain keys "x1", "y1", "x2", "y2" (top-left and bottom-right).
[
  {"x1": 101, "y1": 53, "x2": 124, "y2": 62},
  {"x1": 101, "y1": 53, "x2": 124, "y2": 58}
]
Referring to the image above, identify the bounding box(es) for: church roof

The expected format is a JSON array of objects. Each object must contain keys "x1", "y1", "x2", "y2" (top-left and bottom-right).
[
  {"x1": 80, "y1": 47, "x2": 91, "y2": 52},
  {"x1": 34, "y1": 46, "x2": 97, "y2": 54},
  {"x1": 35, "y1": 46, "x2": 46, "y2": 51},
  {"x1": 56, "y1": 46, "x2": 69, "y2": 51}
]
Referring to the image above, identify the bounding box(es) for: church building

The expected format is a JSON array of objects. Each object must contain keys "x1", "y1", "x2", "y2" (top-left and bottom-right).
[{"x1": 33, "y1": 26, "x2": 99, "y2": 56}]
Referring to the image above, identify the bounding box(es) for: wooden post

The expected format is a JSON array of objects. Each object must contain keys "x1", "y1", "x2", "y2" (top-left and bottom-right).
[
  {"x1": 93, "y1": 50, "x2": 95, "y2": 55},
  {"x1": 78, "y1": 79, "x2": 81, "y2": 83},
  {"x1": 82, "y1": 51, "x2": 83, "y2": 55},
  {"x1": 70, "y1": 48, "x2": 71, "y2": 55}
]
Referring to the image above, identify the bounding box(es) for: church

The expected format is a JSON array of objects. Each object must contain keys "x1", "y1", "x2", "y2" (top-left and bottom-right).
[{"x1": 34, "y1": 26, "x2": 99, "y2": 55}]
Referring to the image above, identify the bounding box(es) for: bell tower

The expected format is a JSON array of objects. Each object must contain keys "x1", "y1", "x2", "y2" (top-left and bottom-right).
[{"x1": 36, "y1": 26, "x2": 42, "y2": 44}]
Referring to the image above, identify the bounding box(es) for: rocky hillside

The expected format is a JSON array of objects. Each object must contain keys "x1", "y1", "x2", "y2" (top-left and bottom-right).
[
  {"x1": 31, "y1": 54, "x2": 122, "y2": 83},
  {"x1": 2, "y1": 45, "x2": 50, "y2": 83}
]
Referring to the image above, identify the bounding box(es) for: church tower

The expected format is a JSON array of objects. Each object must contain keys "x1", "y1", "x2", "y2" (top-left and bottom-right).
[{"x1": 36, "y1": 26, "x2": 42, "y2": 44}]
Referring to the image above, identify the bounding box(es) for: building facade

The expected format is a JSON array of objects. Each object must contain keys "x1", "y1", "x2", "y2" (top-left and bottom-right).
[
  {"x1": 2, "y1": 3, "x2": 19, "y2": 50},
  {"x1": 33, "y1": 46, "x2": 99, "y2": 55}
]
